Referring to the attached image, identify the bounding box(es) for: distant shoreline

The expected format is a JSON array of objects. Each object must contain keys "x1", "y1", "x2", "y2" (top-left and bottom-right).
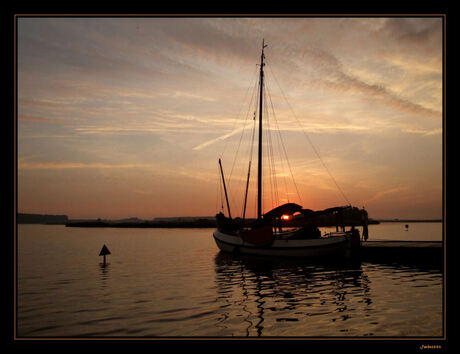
[
  {"x1": 63, "y1": 219, "x2": 442, "y2": 228},
  {"x1": 65, "y1": 219, "x2": 217, "y2": 228},
  {"x1": 17, "y1": 213, "x2": 442, "y2": 227},
  {"x1": 17, "y1": 213, "x2": 69, "y2": 225}
]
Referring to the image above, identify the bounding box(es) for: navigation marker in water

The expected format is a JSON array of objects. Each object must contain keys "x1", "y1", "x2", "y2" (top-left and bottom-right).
[{"x1": 99, "y1": 245, "x2": 111, "y2": 267}]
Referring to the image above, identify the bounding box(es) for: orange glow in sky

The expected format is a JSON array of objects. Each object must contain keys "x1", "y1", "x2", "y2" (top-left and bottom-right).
[{"x1": 17, "y1": 16, "x2": 443, "y2": 220}]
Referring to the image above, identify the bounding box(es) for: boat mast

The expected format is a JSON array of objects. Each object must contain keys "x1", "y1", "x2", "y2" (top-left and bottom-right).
[
  {"x1": 242, "y1": 160, "x2": 251, "y2": 220},
  {"x1": 218, "y1": 158, "x2": 232, "y2": 219},
  {"x1": 257, "y1": 39, "x2": 267, "y2": 221}
]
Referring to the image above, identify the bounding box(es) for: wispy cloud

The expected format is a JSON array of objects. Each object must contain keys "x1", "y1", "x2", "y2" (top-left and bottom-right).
[
  {"x1": 18, "y1": 160, "x2": 146, "y2": 170},
  {"x1": 364, "y1": 186, "x2": 409, "y2": 204},
  {"x1": 172, "y1": 91, "x2": 217, "y2": 102},
  {"x1": 18, "y1": 115, "x2": 69, "y2": 124},
  {"x1": 192, "y1": 127, "x2": 245, "y2": 150},
  {"x1": 402, "y1": 128, "x2": 442, "y2": 136},
  {"x1": 318, "y1": 73, "x2": 441, "y2": 119},
  {"x1": 303, "y1": 47, "x2": 441, "y2": 119}
]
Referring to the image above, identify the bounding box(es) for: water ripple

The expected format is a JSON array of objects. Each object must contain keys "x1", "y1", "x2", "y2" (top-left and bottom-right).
[{"x1": 17, "y1": 226, "x2": 443, "y2": 338}]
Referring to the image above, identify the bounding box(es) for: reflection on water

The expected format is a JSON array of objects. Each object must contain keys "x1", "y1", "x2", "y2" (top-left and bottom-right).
[
  {"x1": 99, "y1": 263, "x2": 110, "y2": 281},
  {"x1": 17, "y1": 225, "x2": 443, "y2": 338},
  {"x1": 214, "y1": 253, "x2": 368, "y2": 337},
  {"x1": 213, "y1": 252, "x2": 441, "y2": 337}
]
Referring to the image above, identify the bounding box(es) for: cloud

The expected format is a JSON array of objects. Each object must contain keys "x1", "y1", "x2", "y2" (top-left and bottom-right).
[
  {"x1": 18, "y1": 115, "x2": 69, "y2": 124},
  {"x1": 402, "y1": 128, "x2": 442, "y2": 136},
  {"x1": 364, "y1": 186, "x2": 409, "y2": 204},
  {"x1": 172, "y1": 90, "x2": 217, "y2": 102},
  {"x1": 380, "y1": 17, "x2": 441, "y2": 50},
  {"x1": 18, "y1": 160, "x2": 145, "y2": 170},
  {"x1": 192, "y1": 127, "x2": 245, "y2": 150},
  {"x1": 319, "y1": 72, "x2": 441, "y2": 119},
  {"x1": 295, "y1": 44, "x2": 441, "y2": 119}
]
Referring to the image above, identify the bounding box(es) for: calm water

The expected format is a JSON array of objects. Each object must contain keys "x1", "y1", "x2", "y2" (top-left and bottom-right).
[{"x1": 17, "y1": 223, "x2": 443, "y2": 338}]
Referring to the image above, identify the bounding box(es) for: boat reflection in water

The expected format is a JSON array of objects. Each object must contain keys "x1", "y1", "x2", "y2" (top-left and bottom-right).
[{"x1": 213, "y1": 252, "x2": 372, "y2": 337}]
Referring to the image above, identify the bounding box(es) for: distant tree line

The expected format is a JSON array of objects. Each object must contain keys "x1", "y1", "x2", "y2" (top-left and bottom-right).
[{"x1": 18, "y1": 213, "x2": 69, "y2": 225}]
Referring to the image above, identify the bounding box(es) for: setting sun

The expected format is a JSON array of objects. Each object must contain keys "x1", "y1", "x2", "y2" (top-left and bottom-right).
[
  {"x1": 15, "y1": 14, "x2": 446, "y2": 340},
  {"x1": 17, "y1": 16, "x2": 442, "y2": 220}
]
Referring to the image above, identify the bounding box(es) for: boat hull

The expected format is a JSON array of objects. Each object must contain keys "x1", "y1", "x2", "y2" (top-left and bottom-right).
[{"x1": 213, "y1": 229, "x2": 353, "y2": 258}]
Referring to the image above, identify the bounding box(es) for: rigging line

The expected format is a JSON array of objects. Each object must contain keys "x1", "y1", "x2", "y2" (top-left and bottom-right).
[
  {"x1": 264, "y1": 88, "x2": 279, "y2": 208},
  {"x1": 268, "y1": 89, "x2": 280, "y2": 206},
  {"x1": 274, "y1": 114, "x2": 291, "y2": 203},
  {"x1": 265, "y1": 73, "x2": 303, "y2": 206},
  {"x1": 266, "y1": 62, "x2": 351, "y2": 206},
  {"x1": 249, "y1": 110, "x2": 257, "y2": 161},
  {"x1": 266, "y1": 78, "x2": 292, "y2": 206},
  {"x1": 274, "y1": 125, "x2": 290, "y2": 204},
  {"x1": 220, "y1": 64, "x2": 260, "y2": 160},
  {"x1": 226, "y1": 68, "x2": 260, "y2": 199},
  {"x1": 218, "y1": 69, "x2": 259, "y2": 218},
  {"x1": 245, "y1": 108, "x2": 257, "y2": 176},
  {"x1": 264, "y1": 88, "x2": 274, "y2": 209},
  {"x1": 263, "y1": 94, "x2": 275, "y2": 209},
  {"x1": 268, "y1": 126, "x2": 279, "y2": 208},
  {"x1": 268, "y1": 86, "x2": 290, "y2": 203},
  {"x1": 242, "y1": 113, "x2": 257, "y2": 218}
]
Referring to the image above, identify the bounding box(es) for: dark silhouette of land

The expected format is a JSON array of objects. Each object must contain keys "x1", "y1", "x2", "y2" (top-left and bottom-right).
[
  {"x1": 18, "y1": 213, "x2": 439, "y2": 228},
  {"x1": 66, "y1": 218, "x2": 218, "y2": 228},
  {"x1": 18, "y1": 213, "x2": 68, "y2": 225},
  {"x1": 65, "y1": 210, "x2": 381, "y2": 228}
]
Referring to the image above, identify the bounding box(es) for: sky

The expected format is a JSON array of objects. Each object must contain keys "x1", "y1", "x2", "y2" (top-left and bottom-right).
[{"x1": 17, "y1": 16, "x2": 443, "y2": 220}]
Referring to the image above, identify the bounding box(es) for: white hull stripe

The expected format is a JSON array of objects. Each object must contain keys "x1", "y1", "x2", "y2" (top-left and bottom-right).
[{"x1": 213, "y1": 233, "x2": 348, "y2": 251}]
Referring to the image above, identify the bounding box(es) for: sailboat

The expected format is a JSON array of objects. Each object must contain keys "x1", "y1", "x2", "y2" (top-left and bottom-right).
[{"x1": 213, "y1": 40, "x2": 366, "y2": 258}]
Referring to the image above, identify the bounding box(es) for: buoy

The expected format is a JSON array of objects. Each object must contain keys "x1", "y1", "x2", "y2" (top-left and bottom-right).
[{"x1": 99, "y1": 244, "x2": 111, "y2": 267}]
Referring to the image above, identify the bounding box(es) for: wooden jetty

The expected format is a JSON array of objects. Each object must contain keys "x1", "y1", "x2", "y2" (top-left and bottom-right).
[{"x1": 359, "y1": 240, "x2": 442, "y2": 265}]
